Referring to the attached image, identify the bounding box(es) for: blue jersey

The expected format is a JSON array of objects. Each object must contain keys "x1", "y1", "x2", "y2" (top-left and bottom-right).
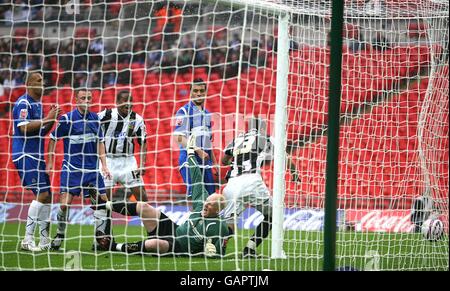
[
  {"x1": 173, "y1": 101, "x2": 213, "y2": 167},
  {"x1": 50, "y1": 109, "x2": 104, "y2": 170},
  {"x1": 11, "y1": 94, "x2": 46, "y2": 161}
]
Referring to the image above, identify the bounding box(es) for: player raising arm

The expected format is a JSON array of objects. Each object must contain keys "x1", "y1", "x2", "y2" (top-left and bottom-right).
[{"x1": 94, "y1": 135, "x2": 229, "y2": 257}]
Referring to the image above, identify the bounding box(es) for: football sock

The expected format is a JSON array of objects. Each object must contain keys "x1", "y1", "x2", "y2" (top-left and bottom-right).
[
  {"x1": 121, "y1": 241, "x2": 145, "y2": 253},
  {"x1": 56, "y1": 207, "x2": 69, "y2": 236},
  {"x1": 249, "y1": 215, "x2": 272, "y2": 248},
  {"x1": 106, "y1": 201, "x2": 138, "y2": 216},
  {"x1": 37, "y1": 202, "x2": 51, "y2": 245},
  {"x1": 115, "y1": 243, "x2": 124, "y2": 252},
  {"x1": 25, "y1": 200, "x2": 39, "y2": 241},
  {"x1": 94, "y1": 209, "x2": 111, "y2": 235},
  {"x1": 245, "y1": 240, "x2": 257, "y2": 251}
]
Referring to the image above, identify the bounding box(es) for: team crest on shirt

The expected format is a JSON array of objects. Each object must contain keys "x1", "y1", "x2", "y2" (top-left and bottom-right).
[
  {"x1": 118, "y1": 132, "x2": 126, "y2": 141},
  {"x1": 128, "y1": 121, "x2": 135, "y2": 131},
  {"x1": 175, "y1": 117, "x2": 183, "y2": 126},
  {"x1": 19, "y1": 109, "x2": 28, "y2": 120}
]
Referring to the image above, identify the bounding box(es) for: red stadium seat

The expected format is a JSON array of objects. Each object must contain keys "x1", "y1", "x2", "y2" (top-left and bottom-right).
[
  {"x1": 75, "y1": 27, "x2": 97, "y2": 38},
  {"x1": 14, "y1": 28, "x2": 35, "y2": 38}
]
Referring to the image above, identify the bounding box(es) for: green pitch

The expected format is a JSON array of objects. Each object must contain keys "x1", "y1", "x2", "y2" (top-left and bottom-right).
[{"x1": 0, "y1": 222, "x2": 448, "y2": 271}]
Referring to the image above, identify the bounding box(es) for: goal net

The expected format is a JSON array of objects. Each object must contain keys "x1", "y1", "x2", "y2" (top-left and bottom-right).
[
  {"x1": 0, "y1": 0, "x2": 448, "y2": 271},
  {"x1": 284, "y1": 0, "x2": 449, "y2": 270}
]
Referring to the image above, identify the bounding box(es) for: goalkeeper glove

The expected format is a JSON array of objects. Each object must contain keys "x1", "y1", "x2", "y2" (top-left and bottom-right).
[{"x1": 204, "y1": 239, "x2": 217, "y2": 257}]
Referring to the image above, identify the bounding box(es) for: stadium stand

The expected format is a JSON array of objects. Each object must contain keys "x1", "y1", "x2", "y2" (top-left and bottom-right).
[{"x1": 1, "y1": 42, "x2": 441, "y2": 207}]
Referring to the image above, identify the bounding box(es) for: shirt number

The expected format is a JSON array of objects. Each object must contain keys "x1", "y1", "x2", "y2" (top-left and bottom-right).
[{"x1": 233, "y1": 135, "x2": 256, "y2": 156}]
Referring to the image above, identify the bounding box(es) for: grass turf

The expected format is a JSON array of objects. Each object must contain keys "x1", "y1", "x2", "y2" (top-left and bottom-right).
[{"x1": 0, "y1": 222, "x2": 448, "y2": 271}]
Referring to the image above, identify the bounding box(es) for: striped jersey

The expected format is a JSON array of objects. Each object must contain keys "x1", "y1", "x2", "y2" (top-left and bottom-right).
[
  {"x1": 50, "y1": 109, "x2": 104, "y2": 170},
  {"x1": 97, "y1": 108, "x2": 146, "y2": 157},
  {"x1": 11, "y1": 94, "x2": 46, "y2": 161},
  {"x1": 224, "y1": 129, "x2": 274, "y2": 178}
]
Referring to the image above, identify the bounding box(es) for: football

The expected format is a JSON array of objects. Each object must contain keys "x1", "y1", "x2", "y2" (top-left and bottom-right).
[{"x1": 421, "y1": 218, "x2": 444, "y2": 241}]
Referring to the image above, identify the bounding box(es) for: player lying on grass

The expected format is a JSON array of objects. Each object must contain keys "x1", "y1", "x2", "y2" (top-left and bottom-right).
[{"x1": 92, "y1": 135, "x2": 230, "y2": 257}]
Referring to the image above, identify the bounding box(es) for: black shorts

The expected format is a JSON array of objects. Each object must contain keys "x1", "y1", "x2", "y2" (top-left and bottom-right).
[{"x1": 153, "y1": 218, "x2": 182, "y2": 253}]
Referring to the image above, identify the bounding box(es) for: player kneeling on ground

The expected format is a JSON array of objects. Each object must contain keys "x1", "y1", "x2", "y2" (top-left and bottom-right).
[
  {"x1": 221, "y1": 117, "x2": 298, "y2": 258},
  {"x1": 93, "y1": 135, "x2": 230, "y2": 257}
]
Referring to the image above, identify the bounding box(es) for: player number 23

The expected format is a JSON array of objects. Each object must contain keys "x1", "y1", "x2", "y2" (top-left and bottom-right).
[{"x1": 233, "y1": 135, "x2": 256, "y2": 156}]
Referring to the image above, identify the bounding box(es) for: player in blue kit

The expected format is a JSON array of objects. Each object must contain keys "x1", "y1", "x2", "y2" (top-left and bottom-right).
[
  {"x1": 11, "y1": 72, "x2": 61, "y2": 251},
  {"x1": 173, "y1": 78, "x2": 218, "y2": 197},
  {"x1": 46, "y1": 89, "x2": 112, "y2": 250}
]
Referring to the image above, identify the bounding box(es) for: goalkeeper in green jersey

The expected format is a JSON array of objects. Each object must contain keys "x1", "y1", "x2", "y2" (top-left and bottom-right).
[{"x1": 92, "y1": 135, "x2": 230, "y2": 257}]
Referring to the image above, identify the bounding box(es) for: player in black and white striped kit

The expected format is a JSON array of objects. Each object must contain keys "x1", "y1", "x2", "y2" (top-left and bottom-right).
[
  {"x1": 222, "y1": 117, "x2": 297, "y2": 258},
  {"x1": 97, "y1": 90, "x2": 148, "y2": 202},
  {"x1": 90, "y1": 90, "x2": 148, "y2": 250}
]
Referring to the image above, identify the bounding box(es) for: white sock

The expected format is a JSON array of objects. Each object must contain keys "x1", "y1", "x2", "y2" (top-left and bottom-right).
[
  {"x1": 38, "y1": 203, "x2": 51, "y2": 245},
  {"x1": 56, "y1": 207, "x2": 68, "y2": 236},
  {"x1": 25, "y1": 200, "x2": 39, "y2": 241},
  {"x1": 116, "y1": 243, "x2": 123, "y2": 252},
  {"x1": 246, "y1": 240, "x2": 256, "y2": 250},
  {"x1": 94, "y1": 209, "x2": 108, "y2": 234}
]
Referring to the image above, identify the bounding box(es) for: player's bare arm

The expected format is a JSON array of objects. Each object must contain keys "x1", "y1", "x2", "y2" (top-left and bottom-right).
[
  {"x1": 98, "y1": 142, "x2": 111, "y2": 180},
  {"x1": 41, "y1": 105, "x2": 62, "y2": 135},
  {"x1": 46, "y1": 138, "x2": 57, "y2": 174},
  {"x1": 195, "y1": 148, "x2": 210, "y2": 160},
  {"x1": 210, "y1": 147, "x2": 219, "y2": 174},
  {"x1": 139, "y1": 140, "x2": 147, "y2": 176},
  {"x1": 19, "y1": 105, "x2": 61, "y2": 135},
  {"x1": 175, "y1": 134, "x2": 188, "y2": 148}
]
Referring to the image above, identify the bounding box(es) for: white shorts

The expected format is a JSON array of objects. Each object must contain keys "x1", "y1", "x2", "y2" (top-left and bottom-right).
[
  {"x1": 103, "y1": 156, "x2": 144, "y2": 188},
  {"x1": 222, "y1": 173, "x2": 272, "y2": 224}
]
